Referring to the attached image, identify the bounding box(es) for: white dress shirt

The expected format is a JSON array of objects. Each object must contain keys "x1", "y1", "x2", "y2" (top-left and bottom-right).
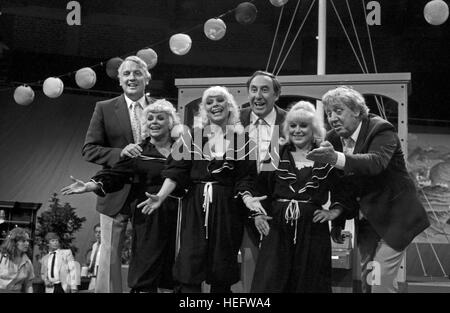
[
  {"x1": 47, "y1": 250, "x2": 61, "y2": 284},
  {"x1": 334, "y1": 121, "x2": 362, "y2": 170},
  {"x1": 249, "y1": 108, "x2": 277, "y2": 167}
]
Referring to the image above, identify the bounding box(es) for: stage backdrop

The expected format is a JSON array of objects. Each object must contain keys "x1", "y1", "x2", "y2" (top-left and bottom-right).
[{"x1": 0, "y1": 90, "x2": 106, "y2": 265}]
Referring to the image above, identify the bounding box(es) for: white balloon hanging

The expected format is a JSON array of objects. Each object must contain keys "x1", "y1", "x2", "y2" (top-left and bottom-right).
[
  {"x1": 43, "y1": 77, "x2": 64, "y2": 98},
  {"x1": 13, "y1": 85, "x2": 35, "y2": 106},
  {"x1": 75, "y1": 67, "x2": 97, "y2": 89},
  {"x1": 137, "y1": 48, "x2": 158, "y2": 69},
  {"x1": 204, "y1": 18, "x2": 227, "y2": 41},
  {"x1": 269, "y1": 0, "x2": 289, "y2": 7},
  {"x1": 169, "y1": 34, "x2": 192, "y2": 56},
  {"x1": 424, "y1": 0, "x2": 449, "y2": 25}
]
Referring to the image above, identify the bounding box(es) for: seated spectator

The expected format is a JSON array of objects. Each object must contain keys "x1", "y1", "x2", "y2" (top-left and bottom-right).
[{"x1": 0, "y1": 227, "x2": 34, "y2": 293}]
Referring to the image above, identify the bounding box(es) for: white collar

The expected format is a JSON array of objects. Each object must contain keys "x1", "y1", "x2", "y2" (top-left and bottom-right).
[
  {"x1": 250, "y1": 107, "x2": 277, "y2": 126},
  {"x1": 348, "y1": 121, "x2": 362, "y2": 143},
  {"x1": 124, "y1": 94, "x2": 146, "y2": 109}
]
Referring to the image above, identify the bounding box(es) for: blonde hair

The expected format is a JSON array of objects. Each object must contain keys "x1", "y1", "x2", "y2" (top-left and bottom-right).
[
  {"x1": 281, "y1": 101, "x2": 326, "y2": 144},
  {"x1": 141, "y1": 99, "x2": 182, "y2": 139},
  {"x1": 195, "y1": 86, "x2": 242, "y2": 133}
]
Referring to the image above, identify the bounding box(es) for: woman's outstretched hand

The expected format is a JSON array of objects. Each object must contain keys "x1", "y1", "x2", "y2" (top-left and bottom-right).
[
  {"x1": 61, "y1": 176, "x2": 90, "y2": 195},
  {"x1": 137, "y1": 192, "x2": 163, "y2": 215},
  {"x1": 244, "y1": 195, "x2": 268, "y2": 216}
]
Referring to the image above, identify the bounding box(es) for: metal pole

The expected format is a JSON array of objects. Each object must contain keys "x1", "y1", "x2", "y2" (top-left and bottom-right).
[{"x1": 316, "y1": 0, "x2": 326, "y2": 122}]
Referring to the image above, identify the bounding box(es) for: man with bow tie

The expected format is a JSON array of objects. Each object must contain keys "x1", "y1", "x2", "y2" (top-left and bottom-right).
[{"x1": 306, "y1": 85, "x2": 429, "y2": 293}]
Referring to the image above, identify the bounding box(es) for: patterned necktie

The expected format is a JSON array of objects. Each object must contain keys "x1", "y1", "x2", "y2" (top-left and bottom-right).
[
  {"x1": 255, "y1": 118, "x2": 263, "y2": 172},
  {"x1": 343, "y1": 137, "x2": 355, "y2": 155},
  {"x1": 255, "y1": 118, "x2": 270, "y2": 170},
  {"x1": 131, "y1": 102, "x2": 143, "y2": 143}
]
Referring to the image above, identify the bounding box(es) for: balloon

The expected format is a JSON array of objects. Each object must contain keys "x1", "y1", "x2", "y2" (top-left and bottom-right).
[
  {"x1": 13, "y1": 85, "x2": 35, "y2": 106},
  {"x1": 75, "y1": 67, "x2": 96, "y2": 89},
  {"x1": 235, "y1": 2, "x2": 258, "y2": 25},
  {"x1": 424, "y1": 0, "x2": 449, "y2": 25},
  {"x1": 106, "y1": 57, "x2": 123, "y2": 79},
  {"x1": 169, "y1": 33, "x2": 192, "y2": 56},
  {"x1": 43, "y1": 77, "x2": 64, "y2": 98},
  {"x1": 204, "y1": 18, "x2": 227, "y2": 41},
  {"x1": 270, "y1": 0, "x2": 289, "y2": 7},
  {"x1": 137, "y1": 48, "x2": 158, "y2": 69}
]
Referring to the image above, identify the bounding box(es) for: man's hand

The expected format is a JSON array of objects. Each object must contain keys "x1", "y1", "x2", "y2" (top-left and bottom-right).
[
  {"x1": 312, "y1": 208, "x2": 342, "y2": 223},
  {"x1": 137, "y1": 192, "x2": 163, "y2": 215},
  {"x1": 60, "y1": 176, "x2": 91, "y2": 195},
  {"x1": 254, "y1": 215, "x2": 273, "y2": 237},
  {"x1": 330, "y1": 226, "x2": 345, "y2": 244},
  {"x1": 306, "y1": 141, "x2": 338, "y2": 165},
  {"x1": 120, "y1": 143, "x2": 143, "y2": 158}
]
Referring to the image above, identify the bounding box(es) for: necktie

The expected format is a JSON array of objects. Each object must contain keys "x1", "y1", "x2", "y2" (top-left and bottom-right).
[
  {"x1": 255, "y1": 118, "x2": 269, "y2": 172},
  {"x1": 343, "y1": 137, "x2": 355, "y2": 155},
  {"x1": 89, "y1": 243, "x2": 99, "y2": 274},
  {"x1": 132, "y1": 102, "x2": 143, "y2": 143},
  {"x1": 50, "y1": 252, "x2": 56, "y2": 278},
  {"x1": 255, "y1": 119, "x2": 263, "y2": 171}
]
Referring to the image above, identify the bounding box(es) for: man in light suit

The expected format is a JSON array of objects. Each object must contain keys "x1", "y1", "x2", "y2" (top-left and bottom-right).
[
  {"x1": 239, "y1": 70, "x2": 286, "y2": 292},
  {"x1": 40, "y1": 232, "x2": 80, "y2": 293},
  {"x1": 307, "y1": 86, "x2": 430, "y2": 292},
  {"x1": 86, "y1": 223, "x2": 101, "y2": 291},
  {"x1": 82, "y1": 55, "x2": 153, "y2": 293}
]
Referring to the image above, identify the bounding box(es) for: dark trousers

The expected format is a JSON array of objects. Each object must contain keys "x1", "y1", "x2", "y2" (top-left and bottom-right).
[{"x1": 53, "y1": 283, "x2": 65, "y2": 293}]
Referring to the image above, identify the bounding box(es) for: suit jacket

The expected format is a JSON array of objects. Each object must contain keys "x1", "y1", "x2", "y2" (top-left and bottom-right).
[
  {"x1": 327, "y1": 114, "x2": 430, "y2": 251},
  {"x1": 40, "y1": 249, "x2": 80, "y2": 293},
  {"x1": 82, "y1": 94, "x2": 154, "y2": 216}
]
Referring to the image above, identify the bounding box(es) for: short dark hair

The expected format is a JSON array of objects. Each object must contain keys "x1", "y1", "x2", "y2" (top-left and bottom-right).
[
  {"x1": 93, "y1": 223, "x2": 100, "y2": 231},
  {"x1": 246, "y1": 70, "x2": 281, "y2": 96}
]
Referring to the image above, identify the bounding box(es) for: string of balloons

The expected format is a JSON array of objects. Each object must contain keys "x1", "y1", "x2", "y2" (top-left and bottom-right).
[
  {"x1": 11, "y1": 0, "x2": 449, "y2": 106},
  {"x1": 12, "y1": 0, "x2": 269, "y2": 106}
]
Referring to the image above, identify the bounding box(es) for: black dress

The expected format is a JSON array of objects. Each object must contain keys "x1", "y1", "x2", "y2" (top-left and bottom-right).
[
  {"x1": 163, "y1": 127, "x2": 257, "y2": 286},
  {"x1": 92, "y1": 137, "x2": 182, "y2": 291},
  {"x1": 250, "y1": 142, "x2": 356, "y2": 293}
]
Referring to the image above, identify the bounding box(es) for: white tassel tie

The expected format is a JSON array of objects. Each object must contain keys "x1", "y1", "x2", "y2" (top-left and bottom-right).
[
  {"x1": 278, "y1": 199, "x2": 307, "y2": 244},
  {"x1": 202, "y1": 182, "x2": 214, "y2": 239},
  {"x1": 168, "y1": 195, "x2": 183, "y2": 258}
]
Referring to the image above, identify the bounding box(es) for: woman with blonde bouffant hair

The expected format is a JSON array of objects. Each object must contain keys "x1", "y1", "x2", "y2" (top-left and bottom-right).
[
  {"x1": 137, "y1": 86, "x2": 262, "y2": 293},
  {"x1": 250, "y1": 101, "x2": 357, "y2": 293},
  {"x1": 62, "y1": 99, "x2": 185, "y2": 292},
  {"x1": 0, "y1": 227, "x2": 35, "y2": 293}
]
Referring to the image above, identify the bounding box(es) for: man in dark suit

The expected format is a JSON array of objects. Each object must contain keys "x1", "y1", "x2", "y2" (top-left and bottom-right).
[
  {"x1": 307, "y1": 85, "x2": 429, "y2": 293},
  {"x1": 239, "y1": 70, "x2": 286, "y2": 292},
  {"x1": 82, "y1": 55, "x2": 153, "y2": 293}
]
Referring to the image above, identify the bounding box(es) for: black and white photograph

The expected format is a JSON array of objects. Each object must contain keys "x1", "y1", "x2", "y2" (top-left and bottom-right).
[{"x1": 0, "y1": 0, "x2": 449, "y2": 302}]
